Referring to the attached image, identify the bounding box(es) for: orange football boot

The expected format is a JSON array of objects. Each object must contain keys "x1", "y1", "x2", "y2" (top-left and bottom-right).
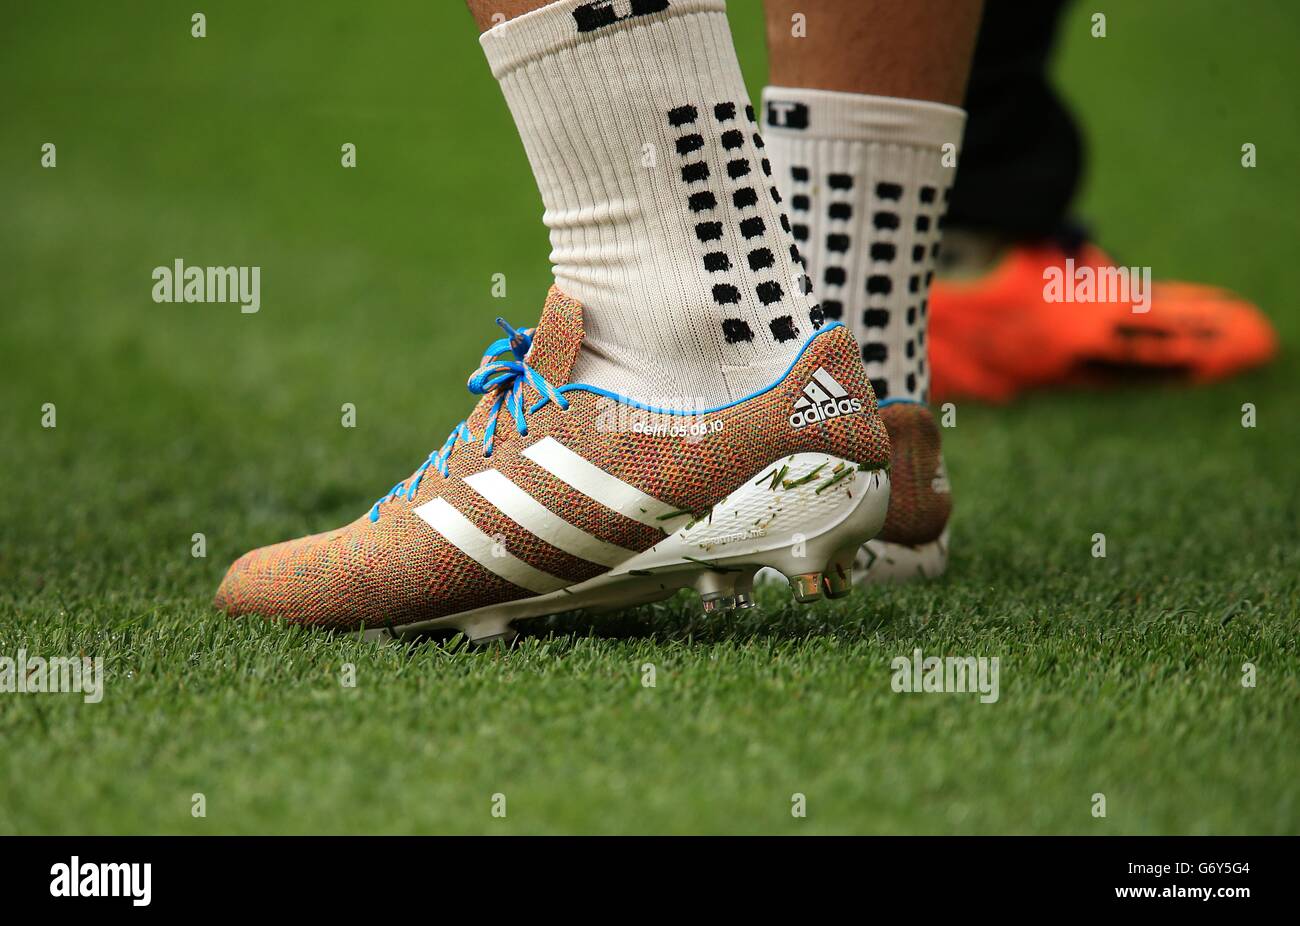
[{"x1": 928, "y1": 241, "x2": 1277, "y2": 402}]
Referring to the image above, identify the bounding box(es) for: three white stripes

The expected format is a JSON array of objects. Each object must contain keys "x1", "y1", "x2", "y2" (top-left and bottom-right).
[
  {"x1": 464, "y1": 468, "x2": 631, "y2": 567},
  {"x1": 414, "y1": 499, "x2": 571, "y2": 595},
  {"x1": 414, "y1": 437, "x2": 673, "y2": 593},
  {"x1": 522, "y1": 437, "x2": 681, "y2": 528}
]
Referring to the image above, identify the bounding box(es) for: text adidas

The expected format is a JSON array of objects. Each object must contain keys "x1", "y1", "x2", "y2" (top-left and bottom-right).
[
  {"x1": 790, "y1": 395, "x2": 863, "y2": 429},
  {"x1": 789, "y1": 367, "x2": 863, "y2": 429}
]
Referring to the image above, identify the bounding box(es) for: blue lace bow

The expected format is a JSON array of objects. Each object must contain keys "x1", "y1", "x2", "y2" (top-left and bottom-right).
[{"x1": 368, "y1": 318, "x2": 569, "y2": 522}]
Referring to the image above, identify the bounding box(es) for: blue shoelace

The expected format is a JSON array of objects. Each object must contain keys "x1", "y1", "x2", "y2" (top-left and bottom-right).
[{"x1": 368, "y1": 317, "x2": 569, "y2": 522}]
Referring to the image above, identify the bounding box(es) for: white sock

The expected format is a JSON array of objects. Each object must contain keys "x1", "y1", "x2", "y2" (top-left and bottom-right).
[
  {"x1": 481, "y1": 0, "x2": 821, "y2": 407},
  {"x1": 762, "y1": 88, "x2": 966, "y2": 403}
]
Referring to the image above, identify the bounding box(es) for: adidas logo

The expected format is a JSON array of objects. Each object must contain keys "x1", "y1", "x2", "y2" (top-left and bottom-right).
[{"x1": 789, "y1": 368, "x2": 863, "y2": 429}]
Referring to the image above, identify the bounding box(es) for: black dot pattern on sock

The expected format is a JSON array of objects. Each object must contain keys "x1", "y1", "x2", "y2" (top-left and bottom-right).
[
  {"x1": 857, "y1": 175, "x2": 952, "y2": 401},
  {"x1": 861, "y1": 177, "x2": 912, "y2": 398},
  {"x1": 764, "y1": 163, "x2": 951, "y2": 400},
  {"x1": 791, "y1": 166, "x2": 859, "y2": 336},
  {"x1": 681, "y1": 162, "x2": 709, "y2": 183},
  {"x1": 769, "y1": 315, "x2": 799, "y2": 342},
  {"x1": 722, "y1": 318, "x2": 753, "y2": 342},
  {"x1": 713, "y1": 283, "x2": 740, "y2": 304},
  {"x1": 667, "y1": 105, "x2": 698, "y2": 127},
  {"x1": 695, "y1": 221, "x2": 723, "y2": 242},
  {"x1": 676, "y1": 134, "x2": 704, "y2": 156},
  {"x1": 666, "y1": 100, "x2": 814, "y2": 350},
  {"x1": 809, "y1": 303, "x2": 825, "y2": 328},
  {"x1": 703, "y1": 251, "x2": 731, "y2": 272},
  {"x1": 756, "y1": 280, "x2": 783, "y2": 304},
  {"x1": 688, "y1": 191, "x2": 716, "y2": 212}
]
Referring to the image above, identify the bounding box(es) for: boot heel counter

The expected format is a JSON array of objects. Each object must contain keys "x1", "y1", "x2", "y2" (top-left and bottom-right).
[
  {"x1": 878, "y1": 402, "x2": 951, "y2": 545},
  {"x1": 797, "y1": 325, "x2": 891, "y2": 469}
]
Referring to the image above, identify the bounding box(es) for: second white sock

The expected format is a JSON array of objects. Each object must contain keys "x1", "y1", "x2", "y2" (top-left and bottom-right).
[{"x1": 763, "y1": 87, "x2": 966, "y2": 403}]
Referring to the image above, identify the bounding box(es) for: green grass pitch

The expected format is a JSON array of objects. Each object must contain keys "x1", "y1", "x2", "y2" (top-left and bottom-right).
[{"x1": 1, "y1": 1, "x2": 1296, "y2": 834}]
